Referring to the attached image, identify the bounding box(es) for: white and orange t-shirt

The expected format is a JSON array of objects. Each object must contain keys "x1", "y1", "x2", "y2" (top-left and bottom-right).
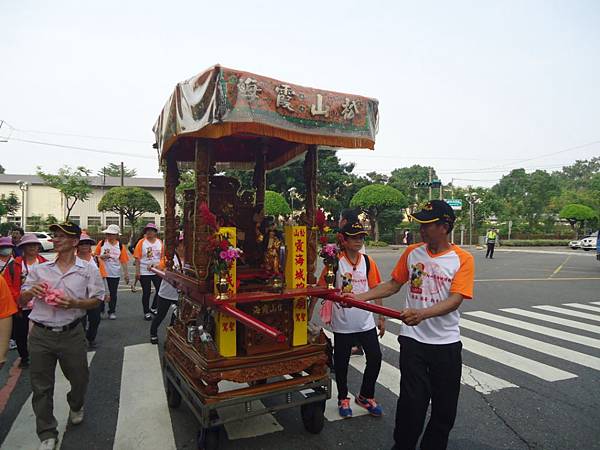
[
  {"x1": 95, "y1": 240, "x2": 129, "y2": 278},
  {"x1": 133, "y1": 238, "x2": 163, "y2": 276},
  {"x1": 319, "y1": 252, "x2": 382, "y2": 334},
  {"x1": 391, "y1": 243, "x2": 475, "y2": 345}
]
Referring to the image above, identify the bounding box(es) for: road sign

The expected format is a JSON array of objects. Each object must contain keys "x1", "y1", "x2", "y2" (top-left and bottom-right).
[{"x1": 446, "y1": 199, "x2": 462, "y2": 210}]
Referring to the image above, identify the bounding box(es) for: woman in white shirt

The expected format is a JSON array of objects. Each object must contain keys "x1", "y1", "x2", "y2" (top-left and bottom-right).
[{"x1": 133, "y1": 224, "x2": 163, "y2": 321}]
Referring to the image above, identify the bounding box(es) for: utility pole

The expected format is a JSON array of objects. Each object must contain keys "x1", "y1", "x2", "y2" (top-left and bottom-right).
[
  {"x1": 119, "y1": 162, "x2": 124, "y2": 230},
  {"x1": 428, "y1": 167, "x2": 432, "y2": 200}
]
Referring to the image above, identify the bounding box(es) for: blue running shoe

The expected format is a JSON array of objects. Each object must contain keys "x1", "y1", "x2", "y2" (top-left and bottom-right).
[
  {"x1": 355, "y1": 395, "x2": 383, "y2": 417},
  {"x1": 338, "y1": 398, "x2": 353, "y2": 418}
]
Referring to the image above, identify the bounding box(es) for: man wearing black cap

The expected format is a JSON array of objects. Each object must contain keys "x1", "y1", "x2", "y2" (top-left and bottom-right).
[
  {"x1": 20, "y1": 222, "x2": 105, "y2": 450},
  {"x1": 345, "y1": 200, "x2": 475, "y2": 450}
]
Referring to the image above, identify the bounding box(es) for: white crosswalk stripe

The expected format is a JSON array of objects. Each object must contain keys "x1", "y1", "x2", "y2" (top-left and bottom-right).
[
  {"x1": 2, "y1": 352, "x2": 96, "y2": 450},
  {"x1": 500, "y1": 308, "x2": 600, "y2": 334},
  {"x1": 464, "y1": 311, "x2": 600, "y2": 349},
  {"x1": 532, "y1": 305, "x2": 600, "y2": 322},
  {"x1": 591, "y1": 301, "x2": 600, "y2": 306},
  {"x1": 562, "y1": 303, "x2": 600, "y2": 314}
]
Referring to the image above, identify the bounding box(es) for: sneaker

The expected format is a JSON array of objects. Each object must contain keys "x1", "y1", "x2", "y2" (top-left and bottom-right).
[
  {"x1": 69, "y1": 407, "x2": 84, "y2": 425},
  {"x1": 19, "y1": 358, "x2": 30, "y2": 369},
  {"x1": 355, "y1": 395, "x2": 383, "y2": 417},
  {"x1": 9, "y1": 339, "x2": 17, "y2": 350},
  {"x1": 39, "y1": 438, "x2": 58, "y2": 450},
  {"x1": 109, "y1": 313, "x2": 117, "y2": 320},
  {"x1": 351, "y1": 346, "x2": 364, "y2": 357},
  {"x1": 150, "y1": 308, "x2": 158, "y2": 315},
  {"x1": 150, "y1": 336, "x2": 158, "y2": 345},
  {"x1": 144, "y1": 313, "x2": 153, "y2": 321},
  {"x1": 101, "y1": 312, "x2": 108, "y2": 320},
  {"x1": 338, "y1": 398, "x2": 353, "y2": 418}
]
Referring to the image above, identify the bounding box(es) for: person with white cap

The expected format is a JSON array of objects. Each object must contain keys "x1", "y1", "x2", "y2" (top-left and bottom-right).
[
  {"x1": 133, "y1": 223, "x2": 163, "y2": 320},
  {"x1": 4, "y1": 234, "x2": 47, "y2": 368},
  {"x1": 94, "y1": 224, "x2": 130, "y2": 320}
]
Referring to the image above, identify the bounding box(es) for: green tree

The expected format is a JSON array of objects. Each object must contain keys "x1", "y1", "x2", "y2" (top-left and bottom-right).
[
  {"x1": 0, "y1": 192, "x2": 21, "y2": 217},
  {"x1": 98, "y1": 163, "x2": 137, "y2": 177},
  {"x1": 350, "y1": 184, "x2": 407, "y2": 241},
  {"x1": 559, "y1": 204, "x2": 597, "y2": 237},
  {"x1": 37, "y1": 166, "x2": 92, "y2": 220},
  {"x1": 264, "y1": 191, "x2": 291, "y2": 217},
  {"x1": 98, "y1": 187, "x2": 161, "y2": 233}
]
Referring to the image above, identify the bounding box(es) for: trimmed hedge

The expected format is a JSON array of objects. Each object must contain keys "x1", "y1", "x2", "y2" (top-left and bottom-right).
[
  {"x1": 366, "y1": 240, "x2": 390, "y2": 247},
  {"x1": 501, "y1": 239, "x2": 571, "y2": 247}
]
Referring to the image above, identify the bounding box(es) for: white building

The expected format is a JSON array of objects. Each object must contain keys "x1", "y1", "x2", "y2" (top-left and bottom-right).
[{"x1": 0, "y1": 174, "x2": 165, "y2": 231}]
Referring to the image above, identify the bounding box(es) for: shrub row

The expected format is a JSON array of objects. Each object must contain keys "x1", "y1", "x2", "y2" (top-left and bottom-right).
[{"x1": 501, "y1": 239, "x2": 571, "y2": 247}]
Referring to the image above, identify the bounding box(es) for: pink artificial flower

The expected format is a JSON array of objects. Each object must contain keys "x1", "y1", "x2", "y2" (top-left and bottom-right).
[{"x1": 219, "y1": 250, "x2": 228, "y2": 260}]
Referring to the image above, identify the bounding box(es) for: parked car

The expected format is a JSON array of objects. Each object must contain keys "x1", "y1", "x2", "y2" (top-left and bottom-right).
[
  {"x1": 581, "y1": 232, "x2": 598, "y2": 251},
  {"x1": 569, "y1": 239, "x2": 582, "y2": 249},
  {"x1": 33, "y1": 232, "x2": 54, "y2": 252}
]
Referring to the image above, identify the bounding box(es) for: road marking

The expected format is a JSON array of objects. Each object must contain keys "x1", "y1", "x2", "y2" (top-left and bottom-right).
[
  {"x1": 562, "y1": 303, "x2": 600, "y2": 314},
  {"x1": 459, "y1": 336, "x2": 576, "y2": 382},
  {"x1": 461, "y1": 318, "x2": 600, "y2": 371},
  {"x1": 2, "y1": 352, "x2": 95, "y2": 450},
  {"x1": 217, "y1": 380, "x2": 283, "y2": 439},
  {"x1": 533, "y1": 305, "x2": 600, "y2": 323},
  {"x1": 549, "y1": 255, "x2": 572, "y2": 278},
  {"x1": 500, "y1": 308, "x2": 600, "y2": 334},
  {"x1": 329, "y1": 326, "x2": 516, "y2": 394},
  {"x1": 494, "y1": 249, "x2": 593, "y2": 256},
  {"x1": 113, "y1": 344, "x2": 176, "y2": 450},
  {"x1": 591, "y1": 302, "x2": 600, "y2": 306},
  {"x1": 0, "y1": 359, "x2": 23, "y2": 414},
  {"x1": 465, "y1": 311, "x2": 600, "y2": 349}
]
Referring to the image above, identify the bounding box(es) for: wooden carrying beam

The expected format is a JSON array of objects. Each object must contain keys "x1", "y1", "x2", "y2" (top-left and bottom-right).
[{"x1": 323, "y1": 293, "x2": 405, "y2": 320}]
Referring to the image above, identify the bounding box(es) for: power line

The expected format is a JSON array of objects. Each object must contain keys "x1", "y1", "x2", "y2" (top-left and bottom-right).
[
  {"x1": 0, "y1": 136, "x2": 156, "y2": 160},
  {"x1": 17, "y1": 128, "x2": 152, "y2": 144}
]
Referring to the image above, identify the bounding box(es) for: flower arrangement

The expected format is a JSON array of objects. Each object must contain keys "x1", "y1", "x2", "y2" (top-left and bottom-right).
[
  {"x1": 319, "y1": 243, "x2": 339, "y2": 266},
  {"x1": 199, "y1": 203, "x2": 243, "y2": 275},
  {"x1": 314, "y1": 208, "x2": 339, "y2": 269}
]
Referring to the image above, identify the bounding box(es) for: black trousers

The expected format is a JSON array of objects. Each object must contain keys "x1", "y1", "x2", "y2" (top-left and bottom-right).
[
  {"x1": 100, "y1": 277, "x2": 120, "y2": 314},
  {"x1": 486, "y1": 243, "x2": 495, "y2": 258},
  {"x1": 333, "y1": 327, "x2": 382, "y2": 400},
  {"x1": 393, "y1": 336, "x2": 462, "y2": 450},
  {"x1": 12, "y1": 309, "x2": 31, "y2": 360},
  {"x1": 84, "y1": 305, "x2": 102, "y2": 343},
  {"x1": 150, "y1": 296, "x2": 177, "y2": 337},
  {"x1": 139, "y1": 275, "x2": 161, "y2": 314}
]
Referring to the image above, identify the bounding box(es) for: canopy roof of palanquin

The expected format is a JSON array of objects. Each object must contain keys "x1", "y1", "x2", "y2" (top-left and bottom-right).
[{"x1": 153, "y1": 65, "x2": 379, "y2": 169}]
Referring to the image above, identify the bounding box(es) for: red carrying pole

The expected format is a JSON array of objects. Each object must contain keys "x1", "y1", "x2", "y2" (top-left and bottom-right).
[
  {"x1": 324, "y1": 293, "x2": 404, "y2": 320},
  {"x1": 214, "y1": 303, "x2": 287, "y2": 344}
]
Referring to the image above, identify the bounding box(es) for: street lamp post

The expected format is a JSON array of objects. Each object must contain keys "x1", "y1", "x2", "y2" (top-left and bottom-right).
[
  {"x1": 16, "y1": 180, "x2": 29, "y2": 230},
  {"x1": 466, "y1": 192, "x2": 479, "y2": 246},
  {"x1": 288, "y1": 187, "x2": 297, "y2": 214}
]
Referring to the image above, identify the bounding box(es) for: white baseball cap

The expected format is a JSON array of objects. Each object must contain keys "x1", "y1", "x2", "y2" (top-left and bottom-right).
[{"x1": 102, "y1": 224, "x2": 121, "y2": 235}]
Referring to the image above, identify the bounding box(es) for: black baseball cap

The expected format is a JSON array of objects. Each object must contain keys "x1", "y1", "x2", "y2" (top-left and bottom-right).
[
  {"x1": 49, "y1": 222, "x2": 82, "y2": 237},
  {"x1": 340, "y1": 221, "x2": 369, "y2": 237},
  {"x1": 409, "y1": 200, "x2": 456, "y2": 225}
]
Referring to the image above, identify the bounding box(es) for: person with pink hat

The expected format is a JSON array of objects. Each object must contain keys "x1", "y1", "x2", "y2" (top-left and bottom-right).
[
  {"x1": 132, "y1": 223, "x2": 163, "y2": 321},
  {"x1": 0, "y1": 236, "x2": 15, "y2": 275},
  {"x1": 3, "y1": 233, "x2": 47, "y2": 368}
]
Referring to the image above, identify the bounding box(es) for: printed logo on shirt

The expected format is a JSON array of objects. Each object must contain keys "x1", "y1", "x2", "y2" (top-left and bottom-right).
[
  {"x1": 341, "y1": 272, "x2": 353, "y2": 293},
  {"x1": 146, "y1": 247, "x2": 154, "y2": 258},
  {"x1": 410, "y1": 262, "x2": 427, "y2": 294}
]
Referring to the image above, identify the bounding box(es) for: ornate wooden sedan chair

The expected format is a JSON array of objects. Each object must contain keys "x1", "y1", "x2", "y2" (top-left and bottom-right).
[{"x1": 152, "y1": 65, "x2": 379, "y2": 448}]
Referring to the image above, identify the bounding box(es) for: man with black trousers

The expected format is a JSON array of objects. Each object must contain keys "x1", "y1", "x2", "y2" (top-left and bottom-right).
[{"x1": 345, "y1": 200, "x2": 475, "y2": 450}]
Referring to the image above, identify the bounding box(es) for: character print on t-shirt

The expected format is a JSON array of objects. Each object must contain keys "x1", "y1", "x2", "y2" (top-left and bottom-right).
[
  {"x1": 146, "y1": 247, "x2": 154, "y2": 258},
  {"x1": 341, "y1": 272, "x2": 353, "y2": 293},
  {"x1": 410, "y1": 262, "x2": 427, "y2": 294}
]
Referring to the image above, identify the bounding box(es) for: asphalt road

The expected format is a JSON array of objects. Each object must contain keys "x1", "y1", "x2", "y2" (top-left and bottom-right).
[{"x1": 1, "y1": 246, "x2": 599, "y2": 450}]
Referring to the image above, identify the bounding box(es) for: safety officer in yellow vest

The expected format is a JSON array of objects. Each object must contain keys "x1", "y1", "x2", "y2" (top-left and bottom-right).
[{"x1": 485, "y1": 229, "x2": 498, "y2": 259}]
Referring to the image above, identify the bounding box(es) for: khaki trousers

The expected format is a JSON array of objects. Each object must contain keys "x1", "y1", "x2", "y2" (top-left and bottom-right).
[
  {"x1": 0, "y1": 316, "x2": 12, "y2": 366},
  {"x1": 29, "y1": 322, "x2": 89, "y2": 441}
]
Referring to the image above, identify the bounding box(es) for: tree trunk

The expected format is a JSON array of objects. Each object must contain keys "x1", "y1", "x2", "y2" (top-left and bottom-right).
[{"x1": 374, "y1": 218, "x2": 380, "y2": 242}]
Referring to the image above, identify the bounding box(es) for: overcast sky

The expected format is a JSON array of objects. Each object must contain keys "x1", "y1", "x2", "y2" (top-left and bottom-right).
[{"x1": 1, "y1": 1, "x2": 599, "y2": 187}]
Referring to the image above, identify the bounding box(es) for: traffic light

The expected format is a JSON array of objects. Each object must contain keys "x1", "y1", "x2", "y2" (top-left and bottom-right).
[
  {"x1": 431, "y1": 179, "x2": 442, "y2": 188},
  {"x1": 414, "y1": 181, "x2": 430, "y2": 188}
]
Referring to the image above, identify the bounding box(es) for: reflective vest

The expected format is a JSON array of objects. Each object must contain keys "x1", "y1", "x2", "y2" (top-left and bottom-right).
[{"x1": 486, "y1": 231, "x2": 497, "y2": 243}]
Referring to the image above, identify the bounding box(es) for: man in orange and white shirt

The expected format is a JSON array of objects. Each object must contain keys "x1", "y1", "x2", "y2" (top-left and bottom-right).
[
  {"x1": 347, "y1": 200, "x2": 474, "y2": 450},
  {"x1": 133, "y1": 223, "x2": 163, "y2": 321}
]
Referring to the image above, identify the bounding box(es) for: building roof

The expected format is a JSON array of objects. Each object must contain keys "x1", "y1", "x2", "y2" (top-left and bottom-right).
[{"x1": 0, "y1": 174, "x2": 164, "y2": 189}]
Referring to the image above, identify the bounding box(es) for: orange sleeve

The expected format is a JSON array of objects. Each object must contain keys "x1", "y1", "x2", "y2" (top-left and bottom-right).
[
  {"x1": 119, "y1": 245, "x2": 130, "y2": 263},
  {"x1": 391, "y1": 244, "x2": 422, "y2": 284},
  {"x1": 94, "y1": 243, "x2": 101, "y2": 256},
  {"x1": 0, "y1": 276, "x2": 17, "y2": 318},
  {"x1": 133, "y1": 239, "x2": 143, "y2": 259},
  {"x1": 366, "y1": 255, "x2": 382, "y2": 289},
  {"x1": 450, "y1": 248, "x2": 475, "y2": 299}
]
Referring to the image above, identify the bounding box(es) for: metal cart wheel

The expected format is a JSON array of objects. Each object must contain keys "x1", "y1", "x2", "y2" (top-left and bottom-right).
[
  {"x1": 300, "y1": 400, "x2": 326, "y2": 434},
  {"x1": 166, "y1": 378, "x2": 182, "y2": 408},
  {"x1": 196, "y1": 427, "x2": 219, "y2": 450}
]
